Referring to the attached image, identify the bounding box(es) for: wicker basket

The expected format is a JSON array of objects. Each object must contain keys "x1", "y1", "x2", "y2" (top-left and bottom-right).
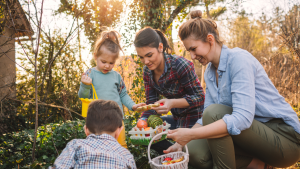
[{"x1": 148, "y1": 132, "x2": 189, "y2": 169}]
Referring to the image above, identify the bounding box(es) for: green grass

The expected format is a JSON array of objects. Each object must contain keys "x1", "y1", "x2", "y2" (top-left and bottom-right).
[{"x1": 130, "y1": 134, "x2": 167, "y2": 145}]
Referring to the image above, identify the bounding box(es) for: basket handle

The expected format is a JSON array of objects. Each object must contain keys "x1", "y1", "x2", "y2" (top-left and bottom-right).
[
  {"x1": 91, "y1": 84, "x2": 98, "y2": 99},
  {"x1": 147, "y1": 131, "x2": 188, "y2": 162}
]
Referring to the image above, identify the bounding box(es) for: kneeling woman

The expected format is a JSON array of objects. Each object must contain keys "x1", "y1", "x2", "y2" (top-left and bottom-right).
[
  {"x1": 165, "y1": 10, "x2": 300, "y2": 169},
  {"x1": 133, "y1": 27, "x2": 205, "y2": 155}
]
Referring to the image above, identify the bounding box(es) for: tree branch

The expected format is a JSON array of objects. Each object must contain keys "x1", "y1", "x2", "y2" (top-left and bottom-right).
[
  {"x1": 36, "y1": 1, "x2": 88, "y2": 89},
  {"x1": 32, "y1": 0, "x2": 44, "y2": 163},
  {"x1": 0, "y1": 47, "x2": 34, "y2": 76},
  {"x1": 37, "y1": 24, "x2": 83, "y2": 89},
  {"x1": 161, "y1": 0, "x2": 200, "y2": 32},
  {"x1": 7, "y1": 98, "x2": 83, "y2": 117},
  {"x1": 6, "y1": 1, "x2": 34, "y2": 65}
]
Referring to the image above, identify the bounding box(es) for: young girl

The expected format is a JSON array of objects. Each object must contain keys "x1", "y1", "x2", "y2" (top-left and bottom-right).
[{"x1": 78, "y1": 30, "x2": 145, "y2": 148}]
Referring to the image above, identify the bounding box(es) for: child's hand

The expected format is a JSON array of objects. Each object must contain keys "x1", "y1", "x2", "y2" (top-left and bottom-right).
[
  {"x1": 81, "y1": 73, "x2": 92, "y2": 85},
  {"x1": 132, "y1": 103, "x2": 146, "y2": 111}
]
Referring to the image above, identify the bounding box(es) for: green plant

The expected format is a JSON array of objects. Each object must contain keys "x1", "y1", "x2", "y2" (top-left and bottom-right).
[
  {"x1": 0, "y1": 120, "x2": 85, "y2": 168},
  {"x1": 0, "y1": 0, "x2": 6, "y2": 34},
  {"x1": 130, "y1": 134, "x2": 167, "y2": 145},
  {"x1": 0, "y1": 115, "x2": 158, "y2": 168}
]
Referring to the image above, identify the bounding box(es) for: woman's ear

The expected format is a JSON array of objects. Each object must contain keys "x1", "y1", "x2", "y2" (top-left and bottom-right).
[
  {"x1": 158, "y1": 43, "x2": 164, "y2": 53},
  {"x1": 207, "y1": 34, "x2": 215, "y2": 46}
]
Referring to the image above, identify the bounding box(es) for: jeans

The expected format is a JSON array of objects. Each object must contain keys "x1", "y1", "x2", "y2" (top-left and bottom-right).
[{"x1": 187, "y1": 104, "x2": 300, "y2": 169}]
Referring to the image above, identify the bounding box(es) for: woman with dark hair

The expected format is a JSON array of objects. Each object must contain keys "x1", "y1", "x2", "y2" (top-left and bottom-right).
[
  {"x1": 164, "y1": 10, "x2": 300, "y2": 169},
  {"x1": 133, "y1": 27, "x2": 205, "y2": 154}
]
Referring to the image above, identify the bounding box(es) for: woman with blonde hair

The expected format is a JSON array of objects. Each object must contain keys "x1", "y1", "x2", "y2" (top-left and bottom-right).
[{"x1": 164, "y1": 10, "x2": 300, "y2": 169}]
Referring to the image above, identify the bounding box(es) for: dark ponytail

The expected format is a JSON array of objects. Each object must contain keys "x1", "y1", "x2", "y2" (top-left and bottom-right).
[{"x1": 134, "y1": 27, "x2": 172, "y2": 54}]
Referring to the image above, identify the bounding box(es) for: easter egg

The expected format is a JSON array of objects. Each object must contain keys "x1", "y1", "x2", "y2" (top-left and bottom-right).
[
  {"x1": 144, "y1": 127, "x2": 151, "y2": 137},
  {"x1": 147, "y1": 114, "x2": 159, "y2": 122},
  {"x1": 144, "y1": 127, "x2": 151, "y2": 131},
  {"x1": 147, "y1": 115, "x2": 163, "y2": 129},
  {"x1": 164, "y1": 157, "x2": 173, "y2": 161},
  {"x1": 137, "y1": 119, "x2": 148, "y2": 129}
]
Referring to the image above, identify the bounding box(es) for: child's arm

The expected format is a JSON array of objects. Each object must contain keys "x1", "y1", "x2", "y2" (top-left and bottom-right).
[
  {"x1": 118, "y1": 77, "x2": 136, "y2": 111},
  {"x1": 125, "y1": 153, "x2": 137, "y2": 169},
  {"x1": 52, "y1": 140, "x2": 77, "y2": 168},
  {"x1": 78, "y1": 71, "x2": 92, "y2": 98}
]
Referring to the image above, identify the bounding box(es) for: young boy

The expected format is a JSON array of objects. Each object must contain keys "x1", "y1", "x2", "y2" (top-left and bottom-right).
[{"x1": 51, "y1": 100, "x2": 137, "y2": 169}]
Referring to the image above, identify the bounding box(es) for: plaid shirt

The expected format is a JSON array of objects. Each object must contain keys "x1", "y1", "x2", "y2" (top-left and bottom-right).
[
  {"x1": 51, "y1": 134, "x2": 136, "y2": 169},
  {"x1": 141, "y1": 54, "x2": 205, "y2": 128}
]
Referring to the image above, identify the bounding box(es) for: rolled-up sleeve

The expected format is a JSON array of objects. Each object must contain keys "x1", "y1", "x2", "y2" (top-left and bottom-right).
[
  {"x1": 197, "y1": 85, "x2": 214, "y2": 125},
  {"x1": 222, "y1": 54, "x2": 256, "y2": 135},
  {"x1": 177, "y1": 60, "x2": 205, "y2": 113},
  {"x1": 141, "y1": 71, "x2": 159, "y2": 118}
]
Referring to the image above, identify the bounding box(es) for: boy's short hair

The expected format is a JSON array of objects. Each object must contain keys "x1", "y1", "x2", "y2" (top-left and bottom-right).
[{"x1": 86, "y1": 100, "x2": 122, "y2": 134}]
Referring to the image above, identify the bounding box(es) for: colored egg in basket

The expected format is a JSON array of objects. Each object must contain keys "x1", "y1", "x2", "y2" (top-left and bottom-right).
[{"x1": 128, "y1": 117, "x2": 170, "y2": 145}]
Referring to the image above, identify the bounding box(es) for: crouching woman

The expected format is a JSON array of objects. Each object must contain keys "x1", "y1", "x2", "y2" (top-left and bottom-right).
[{"x1": 165, "y1": 10, "x2": 300, "y2": 169}]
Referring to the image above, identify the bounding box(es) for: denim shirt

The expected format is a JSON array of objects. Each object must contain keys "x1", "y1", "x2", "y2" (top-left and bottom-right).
[{"x1": 197, "y1": 45, "x2": 300, "y2": 135}]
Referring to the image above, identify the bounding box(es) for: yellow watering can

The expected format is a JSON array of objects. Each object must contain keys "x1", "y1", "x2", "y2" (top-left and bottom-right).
[{"x1": 80, "y1": 84, "x2": 98, "y2": 117}]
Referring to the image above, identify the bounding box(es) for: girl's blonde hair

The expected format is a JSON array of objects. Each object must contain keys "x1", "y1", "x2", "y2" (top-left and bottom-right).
[
  {"x1": 94, "y1": 30, "x2": 122, "y2": 57},
  {"x1": 178, "y1": 10, "x2": 223, "y2": 45}
]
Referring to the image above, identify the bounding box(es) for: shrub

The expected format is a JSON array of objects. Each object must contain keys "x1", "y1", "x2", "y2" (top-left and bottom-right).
[
  {"x1": 0, "y1": 114, "x2": 156, "y2": 169},
  {"x1": 1, "y1": 113, "x2": 299, "y2": 168},
  {"x1": 0, "y1": 120, "x2": 85, "y2": 168}
]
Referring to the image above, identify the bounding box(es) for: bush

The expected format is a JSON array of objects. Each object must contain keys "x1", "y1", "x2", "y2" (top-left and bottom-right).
[
  {"x1": 1, "y1": 113, "x2": 299, "y2": 168},
  {"x1": 0, "y1": 119, "x2": 86, "y2": 168},
  {"x1": 0, "y1": 114, "x2": 156, "y2": 169}
]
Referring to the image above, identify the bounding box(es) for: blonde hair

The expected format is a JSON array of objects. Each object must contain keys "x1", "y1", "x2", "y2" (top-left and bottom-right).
[
  {"x1": 94, "y1": 30, "x2": 122, "y2": 58},
  {"x1": 178, "y1": 10, "x2": 223, "y2": 45}
]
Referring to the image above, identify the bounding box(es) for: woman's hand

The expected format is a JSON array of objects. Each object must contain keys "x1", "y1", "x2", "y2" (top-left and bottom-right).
[
  {"x1": 167, "y1": 128, "x2": 194, "y2": 146},
  {"x1": 163, "y1": 142, "x2": 183, "y2": 154},
  {"x1": 81, "y1": 73, "x2": 92, "y2": 85},
  {"x1": 132, "y1": 103, "x2": 147, "y2": 111},
  {"x1": 151, "y1": 99, "x2": 173, "y2": 114}
]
